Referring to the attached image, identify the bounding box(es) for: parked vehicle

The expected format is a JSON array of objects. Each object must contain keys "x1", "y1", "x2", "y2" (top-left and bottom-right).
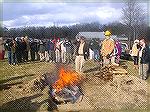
[{"x1": 120, "y1": 43, "x2": 131, "y2": 60}]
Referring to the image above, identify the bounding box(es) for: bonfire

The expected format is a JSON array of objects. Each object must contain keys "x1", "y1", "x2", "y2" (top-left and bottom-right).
[{"x1": 51, "y1": 67, "x2": 83, "y2": 104}]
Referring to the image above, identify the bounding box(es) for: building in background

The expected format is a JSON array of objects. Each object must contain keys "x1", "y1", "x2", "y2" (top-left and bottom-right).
[{"x1": 76, "y1": 32, "x2": 128, "y2": 44}]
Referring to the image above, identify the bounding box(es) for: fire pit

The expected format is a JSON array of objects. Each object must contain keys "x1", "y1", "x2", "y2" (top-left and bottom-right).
[
  {"x1": 50, "y1": 68, "x2": 83, "y2": 104},
  {"x1": 29, "y1": 67, "x2": 84, "y2": 107}
]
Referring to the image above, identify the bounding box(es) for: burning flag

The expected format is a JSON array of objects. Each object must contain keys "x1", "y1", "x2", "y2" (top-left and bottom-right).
[
  {"x1": 51, "y1": 67, "x2": 83, "y2": 104},
  {"x1": 52, "y1": 67, "x2": 81, "y2": 92}
]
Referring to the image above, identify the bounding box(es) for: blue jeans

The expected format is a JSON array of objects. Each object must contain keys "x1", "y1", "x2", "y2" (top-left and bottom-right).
[
  {"x1": 8, "y1": 51, "x2": 12, "y2": 64},
  {"x1": 12, "y1": 53, "x2": 16, "y2": 64},
  {"x1": 94, "y1": 49, "x2": 99, "y2": 61}
]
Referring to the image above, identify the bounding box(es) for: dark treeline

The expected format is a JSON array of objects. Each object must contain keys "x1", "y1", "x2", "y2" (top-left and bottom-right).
[{"x1": 0, "y1": 22, "x2": 150, "y2": 41}]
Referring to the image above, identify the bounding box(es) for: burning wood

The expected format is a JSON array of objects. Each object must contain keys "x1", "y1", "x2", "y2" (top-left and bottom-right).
[
  {"x1": 51, "y1": 67, "x2": 83, "y2": 104},
  {"x1": 52, "y1": 68, "x2": 82, "y2": 92},
  {"x1": 21, "y1": 67, "x2": 83, "y2": 105}
]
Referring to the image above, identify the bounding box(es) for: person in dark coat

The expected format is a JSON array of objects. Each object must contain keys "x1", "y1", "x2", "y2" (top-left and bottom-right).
[
  {"x1": 64, "y1": 39, "x2": 74, "y2": 64},
  {"x1": 139, "y1": 38, "x2": 150, "y2": 80},
  {"x1": 15, "y1": 38, "x2": 22, "y2": 63},
  {"x1": 49, "y1": 39, "x2": 55, "y2": 62},
  {"x1": 75, "y1": 36, "x2": 89, "y2": 73},
  {"x1": 20, "y1": 37, "x2": 27, "y2": 62},
  {"x1": 30, "y1": 40, "x2": 37, "y2": 61}
]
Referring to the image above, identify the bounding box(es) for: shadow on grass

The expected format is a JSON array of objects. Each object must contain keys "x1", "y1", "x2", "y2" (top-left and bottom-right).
[
  {"x1": 17, "y1": 60, "x2": 45, "y2": 65},
  {"x1": 0, "y1": 93, "x2": 52, "y2": 112},
  {"x1": 0, "y1": 74, "x2": 35, "y2": 84},
  {"x1": 0, "y1": 81, "x2": 23, "y2": 91}
]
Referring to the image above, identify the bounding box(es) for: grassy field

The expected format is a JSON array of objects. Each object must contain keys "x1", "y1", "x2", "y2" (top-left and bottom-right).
[{"x1": 0, "y1": 59, "x2": 150, "y2": 112}]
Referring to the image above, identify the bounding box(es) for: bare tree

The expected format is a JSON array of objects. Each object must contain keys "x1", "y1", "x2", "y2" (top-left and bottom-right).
[{"x1": 121, "y1": 0, "x2": 147, "y2": 48}]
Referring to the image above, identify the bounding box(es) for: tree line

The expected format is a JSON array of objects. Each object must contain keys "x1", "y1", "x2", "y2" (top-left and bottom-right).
[
  {"x1": 0, "y1": 0, "x2": 149, "y2": 42},
  {"x1": 1, "y1": 22, "x2": 149, "y2": 40}
]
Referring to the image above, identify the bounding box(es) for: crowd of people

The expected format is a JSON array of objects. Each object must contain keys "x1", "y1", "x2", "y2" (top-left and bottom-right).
[
  {"x1": 4, "y1": 36, "x2": 75, "y2": 65},
  {"x1": 3, "y1": 31, "x2": 123, "y2": 67},
  {"x1": 4, "y1": 30, "x2": 150, "y2": 80},
  {"x1": 130, "y1": 38, "x2": 150, "y2": 80}
]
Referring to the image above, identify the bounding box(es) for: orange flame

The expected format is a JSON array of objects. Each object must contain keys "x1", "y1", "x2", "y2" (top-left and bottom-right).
[{"x1": 52, "y1": 68, "x2": 81, "y2": 92}]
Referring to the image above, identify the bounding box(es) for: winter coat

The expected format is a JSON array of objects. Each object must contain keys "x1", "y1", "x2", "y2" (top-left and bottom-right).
[
  {"x1": 101, "y1": 38, "x2": 115, "y2": 57},
  {"x1": 4, "y1": 39, "x2": 12, "y2": 51},
  {"x1": 115, "y1": 41, "x2": 122, "y2": 56},
  {"x1": 30, "y1": 42, "x2": 37, "y2": 52},
  {"x1": 140, "y1": 45, "x2": 150, "y2": 64},
  {"x1": 75, "y1": 41, "x2": 89, "y2": 60},
  {"x1": 64, "y1": 41, "x2": 74, "y2": 54},
  {"x1": 39, "y1": 42, "x2": 45, "y2": 53},
  {"x1": 49, "y1": 41, "x2": 55, "y2": 51},
  {"x1": 26, "y1": 41, "x2": 30, "y2": 51},
  {"x1": 10, "y1": 41, "x2": 17, "y2": 53},
  {"x1": 89, "y1": 40, "x2": 99, "y2": 50},
  {"x1": 45, "y1": 41, "x2": 50, "y2": 51},
  {"x1": 131, "y1": 43, "x2": 139, "y2": 57},
  {"x1": 21, "y1": 41, "x2": 27, "y2": 52}
]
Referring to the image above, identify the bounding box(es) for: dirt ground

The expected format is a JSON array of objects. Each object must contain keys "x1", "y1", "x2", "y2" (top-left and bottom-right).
[{"x1": 0, "y1": 60, "x2": 150, "y2": 112}]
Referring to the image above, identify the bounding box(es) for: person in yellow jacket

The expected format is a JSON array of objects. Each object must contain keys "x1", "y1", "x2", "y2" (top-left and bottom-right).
[
  {"x1": 101, "y1": 30, "x2": 115, "y2": 65},
  {"x1": 131, "y1": 39, "x2": 140, "y2": 69}
]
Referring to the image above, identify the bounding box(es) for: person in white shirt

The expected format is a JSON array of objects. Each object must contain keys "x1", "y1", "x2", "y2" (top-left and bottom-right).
[{"x1": 60, "y1": 39, "x2": 66, "y2": 63}]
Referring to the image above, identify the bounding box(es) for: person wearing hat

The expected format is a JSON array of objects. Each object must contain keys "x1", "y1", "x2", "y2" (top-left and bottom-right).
[
  {"x1": 101, "y1": 30, "x2": 115, "y2": 66},
  {"x1": 75, "y1": 36, "x2": 89, "y2": 73},
  {"x1": 131, "y1": 39, "x2": 140, "y2": 69}
]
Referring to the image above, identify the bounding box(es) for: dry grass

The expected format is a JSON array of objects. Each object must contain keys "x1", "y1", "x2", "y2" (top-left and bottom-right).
[{"x1": 0, "y1": 59, "x2": 150, "y2": 112}]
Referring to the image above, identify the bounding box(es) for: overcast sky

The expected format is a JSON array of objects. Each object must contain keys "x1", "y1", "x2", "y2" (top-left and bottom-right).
[{"x1": 2, "y1": 2, "x2": 148, "y2": 28}]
